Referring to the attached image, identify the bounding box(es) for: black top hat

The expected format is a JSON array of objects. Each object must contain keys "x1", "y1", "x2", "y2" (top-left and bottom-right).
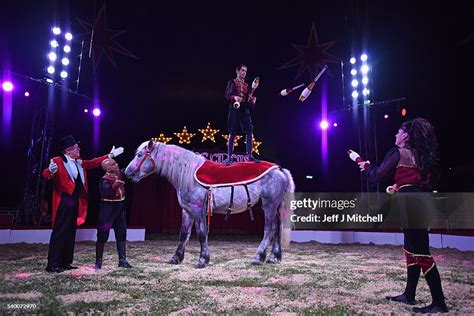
[{"x1": 57, "y1": 135, "x2": 80, "y2": 152}]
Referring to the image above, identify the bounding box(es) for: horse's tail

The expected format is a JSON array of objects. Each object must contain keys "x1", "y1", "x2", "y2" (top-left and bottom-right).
[{"x1": 280, "y1": 168, "x2": 295, "y2": 249}]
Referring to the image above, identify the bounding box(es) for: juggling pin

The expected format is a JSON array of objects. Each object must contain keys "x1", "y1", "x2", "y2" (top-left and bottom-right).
[
  {"x1": 249, "y1": 77, "x2": 260, "y2": 96},
  {"x1": 347, "y1": 149, "x2": 370, "y2": 169},
  {"x1": 280, "y1": 83, "x2": 305, "y2": 96},
  {"x1": 247, "y1": 77, "x2": 260, "y2": 106},
  {"x1": 299, "y1": 65, "x2": 328, "y2": 102}
]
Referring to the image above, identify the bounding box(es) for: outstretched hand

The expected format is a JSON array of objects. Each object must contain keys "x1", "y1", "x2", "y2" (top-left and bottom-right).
[{"x1": 109, "y1": 146, "x2": 124, "y2": 158}]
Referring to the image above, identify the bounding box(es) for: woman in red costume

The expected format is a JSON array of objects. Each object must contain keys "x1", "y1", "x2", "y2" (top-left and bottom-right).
[{"x1": 358, "y1": 118, "x2": 448, "y2": 313}]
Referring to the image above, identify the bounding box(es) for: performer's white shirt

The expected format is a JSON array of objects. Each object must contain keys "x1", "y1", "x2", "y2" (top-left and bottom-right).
[{"x1": 64, "y1": 154, "x2": 79, "y2": 179}]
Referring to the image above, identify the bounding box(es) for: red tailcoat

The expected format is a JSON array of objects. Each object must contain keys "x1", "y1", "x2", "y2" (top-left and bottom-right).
[{"x1": 42, "y1": 155, "x2": 108, "y2": 226}]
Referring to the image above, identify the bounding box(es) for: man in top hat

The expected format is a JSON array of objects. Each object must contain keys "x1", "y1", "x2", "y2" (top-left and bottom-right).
[{"x1": 42, "y1": 135, "x2": 124, "y2": 273}]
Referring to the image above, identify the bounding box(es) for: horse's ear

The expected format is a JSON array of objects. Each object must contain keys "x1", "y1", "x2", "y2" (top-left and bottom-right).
[{"x1": 147, "y1": 140, "x2": 154, "y2": 150}]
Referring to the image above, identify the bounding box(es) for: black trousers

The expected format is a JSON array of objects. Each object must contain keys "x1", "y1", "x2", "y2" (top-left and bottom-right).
[
  {"x1": 97, "y1": 201, "x2": 127, "y2": 243},
  {"x1": 399, "y1": 186, "x2": 431, "y2": 255},
  {"x1": 228, "y1": 104, "x2": 253, "y2": 135},
  {"x1": 47, "y1": 190, "x2": 80, "y2": 268}
]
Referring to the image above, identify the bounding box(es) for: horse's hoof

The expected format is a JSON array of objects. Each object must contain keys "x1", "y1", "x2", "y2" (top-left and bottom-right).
[
  {"x1": 195, "y1": 261, "x2": 206, "y2": 269},
  {"x1": 168, "y1": 257, "x2": 181, "y2": 265},
  {"x1": 251, "y1": 258, "x2": 263, "y2": 265},
  {"x1": 266, "y1": 255, "x2": 281, "y2": 264}
]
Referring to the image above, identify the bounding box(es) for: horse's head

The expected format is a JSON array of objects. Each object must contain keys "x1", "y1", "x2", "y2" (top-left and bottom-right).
[{"x1": 125, "y1": 140, "x2": 157, "y2": 182}]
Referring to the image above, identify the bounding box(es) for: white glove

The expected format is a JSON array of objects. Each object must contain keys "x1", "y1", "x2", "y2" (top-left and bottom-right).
[
  {"x1": 109, "y1": 145, "x2": 124, "y2": 158},
  {"x1": 48, "y1": 159, "x2": 58, "y2": 174},
  {"x1": 348, "y1": 150, "x2": 361, "y2": 162}
]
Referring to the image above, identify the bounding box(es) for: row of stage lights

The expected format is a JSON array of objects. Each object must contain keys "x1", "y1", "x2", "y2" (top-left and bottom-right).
[
  {"x1": 46, "y1": 27, "x2": 73, "y2": 82},
  {"x1": 349, "y1": 53, "x2": 371, "y2": 104}
]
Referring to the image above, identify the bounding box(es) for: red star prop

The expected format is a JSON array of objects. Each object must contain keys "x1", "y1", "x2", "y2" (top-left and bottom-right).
[
  {"x1": 77, "y1": 4, "x2": 138, "y2": 70},
  {"x1": 278, "y1": 23, "x2": 339, "y2": 81}
]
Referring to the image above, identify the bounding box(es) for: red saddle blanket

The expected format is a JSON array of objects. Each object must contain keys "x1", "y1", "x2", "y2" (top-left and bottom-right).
[{"x1": 194, "y1": 160, "x2": 279, "y2": 187}]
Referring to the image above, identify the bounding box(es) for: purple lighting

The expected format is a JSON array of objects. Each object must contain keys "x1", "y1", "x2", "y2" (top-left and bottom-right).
[
  {"x1": 333, "y1": 123, "x2": 338, "y2": 127},
  {"x1": 2, "y1": 81, "x2": 13, "y2": 92},
  {"x1": 24, "y1": 91, "x2": 30, "y2": 97},
  {"x1": 84, "y1": 109, "x2": 89, "y2": 113},
  {"x1": 320, "y1": 120, "x2": 329, "y2": 130},
  {"x1": 384, "y1": 114, "x2": 389, "y2": 119},
  {"x1": 92, "y1": 108, "x2": 101, "y2": 117}
]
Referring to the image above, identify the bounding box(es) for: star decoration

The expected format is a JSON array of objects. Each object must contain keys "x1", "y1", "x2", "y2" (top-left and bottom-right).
[
  {"x1": 198, "y1": 122, "x2": 219, "y2": 143},
  {"x1": 221, "y1": 134, "x2": 242, "y2": 147},
  {"x1": 77, "y1": 4, "x2": 139, "y2": 70},
  {"x1": 277, "y1": 22, "x2": 339, "y2": 81},
  {"x1": 152, "y1": 133, "x2": 173, "y2": 144},
  {"x1": 244, "y1": 136, "x2": 262, "y2": 155},
  {"x1": 174, "y1": 126, "x2": 196, "y2": 144}
]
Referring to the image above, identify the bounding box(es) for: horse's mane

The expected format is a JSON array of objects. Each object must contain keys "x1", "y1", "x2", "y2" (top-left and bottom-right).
[{"x1": 138, "y1": 141, "x2": 205, "y2": 191}]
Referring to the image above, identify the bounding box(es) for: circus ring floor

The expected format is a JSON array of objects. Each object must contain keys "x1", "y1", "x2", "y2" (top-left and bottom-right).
[{"x1": 1, "y1": 236, "x2": 473, "y2": 314}]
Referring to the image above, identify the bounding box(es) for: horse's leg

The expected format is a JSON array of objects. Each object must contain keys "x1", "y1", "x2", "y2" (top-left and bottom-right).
[
  {"x1": 194, "y1": 209, "x2": 210, "y2": 269},
  {"x1": 251, "y1": 198, "x2": 278, "y2": 265},
  {"x1": 267, "y1": 211, "x2": 282, "y2": 264},
  {"x1": 168, "y1": 209, "x2": 194, "y2": 264}
]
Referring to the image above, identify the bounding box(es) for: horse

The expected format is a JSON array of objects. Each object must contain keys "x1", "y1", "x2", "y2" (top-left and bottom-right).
[{"x1": 124, "y1": 140, "x2": 294, "y2": 268}]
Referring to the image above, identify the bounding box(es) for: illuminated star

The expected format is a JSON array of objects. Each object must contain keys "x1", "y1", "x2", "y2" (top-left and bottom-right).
[
  {"x1": 153, "y1": 133, "x2": 173, "y2": 144},
  {"x1": 198, "y1": 122, "x2": 220, "y2": 143},
  {"x1": 174, "y1": 126, "x2": 195, "y2": 144},
  {"x1": 77, "y1": 4, "x2": 139, "y2": 70},
  {"x1": 221, "y1": 134, "x2": 242, "y2": 147},
  {"x1": 244, "y1": 135, "x2": 262, "y2": 155},
  {"x1": 277, "y1": 22, "x2": 339, "y2": 81}
]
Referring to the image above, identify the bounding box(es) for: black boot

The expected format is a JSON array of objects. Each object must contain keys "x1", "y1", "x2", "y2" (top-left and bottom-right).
[
  {"x1": 117, "y1": 241, "x2": 133, "y2": 268},
  {"x1": 223, "y1": 134, "x2": 235, "y2": 165},
  {"x1": 95, "y1": 242, "x2": 105, "y2": 270},
  {"x1": 386, "y1": 265, "x2": 420, "y2": 305},
  {"x1": 413, "y1": 266, "x2": 448, "y2": 313},
  {"x1": 245, "y1": 134, "x2": 260, "y2": 163}
]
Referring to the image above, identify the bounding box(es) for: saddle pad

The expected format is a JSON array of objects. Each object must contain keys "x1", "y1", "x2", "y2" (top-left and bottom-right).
[{"x1": 194, "y1": 160, "x2": 279, "y2": 187}]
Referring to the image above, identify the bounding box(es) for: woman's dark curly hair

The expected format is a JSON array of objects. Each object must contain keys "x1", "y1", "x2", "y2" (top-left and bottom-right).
[{"x1": 401, "y1": 118, "x2": 439, "y2": 181}]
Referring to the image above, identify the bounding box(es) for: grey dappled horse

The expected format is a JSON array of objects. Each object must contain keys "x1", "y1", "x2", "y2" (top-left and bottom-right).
[{"x1": 125, "y1": 141, "x2": 294, "y2": 268}]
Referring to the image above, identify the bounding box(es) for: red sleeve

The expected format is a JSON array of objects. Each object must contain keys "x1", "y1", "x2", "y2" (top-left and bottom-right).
[{"x1": 82, "y1": 155, "x2": 108, "y2": 170}]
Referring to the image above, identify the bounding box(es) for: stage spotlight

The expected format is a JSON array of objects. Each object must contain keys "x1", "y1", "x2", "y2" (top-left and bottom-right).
[
  {"x1": 320, "y1": 120, "x2": 329, "y2": 130},
  {"x1": 384, "y1": 114, "x2": 389, "y2": 119},
  {"x1": 401, "y1": 108, "x2": 407, "y2": 116},
  {"x1": 52, "y1": 27, "x2": 61, "y2": 35},
  {"x1": 333, "y1": 123, "x2": 338, "y2": 127},
  {"x1": 350, "y1": 57, "x2": 356, "y2": 64},
  {"x1": 24, "y1": 91, "x2": 30, "y2": 97},
  {"x1": 352, "y1": 90, "x2": 359, "y2": 98},
  {"x1": 50, "y1": 40, "x2": 59, "y2": 48},
  {"x1": 351, "y1": 79, "x2": 359, "y2": 87},
  {"x1": 47, "y1": 66, "x2": 55, "y2": 74},
  {"x1": 60, "y1": 71, "x2": 68, "y2": 79},
  {"x1": 84, "y1": 109, "x2": 89, "y2": 113},
  {"x1": 362, "y1": 77, "x2": 369, "y2": 85},
  {"x1": 2, "y1": 81, "x2": 14, "y2": 92},
  {"x1": 361, "y1": 65, "x2": 369, "y2": 74},
  {"x1": 62, "y1": 58, "x2": 69, "y2": 66},
  {"x1": 362, "y1": 88, "x2": 370, "y2": 96},
  {"x1": 351, "y1": 69, "x2": 357, "y2": 76},
  {"x1": 92, "y1": 108, "x2": 101, "y2": 117},
  {"x1": 48, "y1": 52, "x2": 57, "y2": 62},
  {"x1": 360, "y1": 54, "x2": 368, "y2": 61},
  {"x1": 65, "y1": 32, "x2": 73, "y2": 41},
  {"x1": 63, "y1": 45, "x2": 71, "y2": 53}
]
